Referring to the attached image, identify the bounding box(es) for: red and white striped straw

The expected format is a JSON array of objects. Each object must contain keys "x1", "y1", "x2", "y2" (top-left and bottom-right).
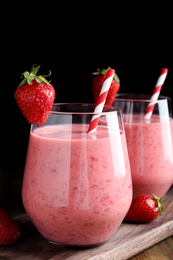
[
  {"x1": 144, "y1": 68, "x2": 168, "y2": 120},
  {"x1": 87, "y1": 68, "x2": 115, "y2": 134}
]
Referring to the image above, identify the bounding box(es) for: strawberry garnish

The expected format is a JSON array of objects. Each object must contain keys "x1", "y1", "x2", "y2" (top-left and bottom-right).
[
  {"x1": 92, "y1": 67, "x2": 120, "y2": 106},
  {"x1": 0, "y1": 208, "x2": 21, "y2": 245},
  {"x1": 124, "y1": 194, "x2": 163, "y2": 223},
  {"x1": 15, "y1": 65, "x2": 55, "y2": 126}
]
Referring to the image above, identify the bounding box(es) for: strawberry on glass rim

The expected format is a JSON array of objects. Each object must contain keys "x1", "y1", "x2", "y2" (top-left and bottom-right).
[
  {"x1": 92, "y1": 67, "x2": 120, "y2": 106},
  {"x1": 15, "y1": 65, "x2": 55, "y2": 126}
]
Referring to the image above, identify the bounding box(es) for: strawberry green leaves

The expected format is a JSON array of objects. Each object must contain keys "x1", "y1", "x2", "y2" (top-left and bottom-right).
[
  {"x1": 19, "y1": 64, "x2": 51, "y2": 87},
  {"x1": 153, "y1": 194, "x2": 163, "y2": 215},
  {"x1": 92, "y1": 67, "x2": 120, "y2": 83}
]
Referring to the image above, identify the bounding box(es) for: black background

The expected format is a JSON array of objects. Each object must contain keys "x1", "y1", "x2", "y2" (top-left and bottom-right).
[{"x1": 1, "y1": 4, "x2": 173, "y2": 214}]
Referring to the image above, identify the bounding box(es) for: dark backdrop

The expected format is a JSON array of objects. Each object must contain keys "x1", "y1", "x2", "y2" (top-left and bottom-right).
[{"x1": 1, "y1": 4, "x2": 173, "y2": 214}]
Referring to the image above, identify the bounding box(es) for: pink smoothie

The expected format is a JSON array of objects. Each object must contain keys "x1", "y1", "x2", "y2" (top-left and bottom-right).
[
  {"x1": 124, "y1": 114, "x2": 173, "y2": 198},
  {"x1": 22, "y1": 124, "x2": 132, "y2": 246}
]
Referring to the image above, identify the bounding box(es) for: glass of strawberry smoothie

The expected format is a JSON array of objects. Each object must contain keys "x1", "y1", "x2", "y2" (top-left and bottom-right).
[
  {"x1": 114, "y1": 94, "x2": 173, "y2": 199},
  {"x1": 22, "y1": 103, "x2": 132, "y2": 248}
]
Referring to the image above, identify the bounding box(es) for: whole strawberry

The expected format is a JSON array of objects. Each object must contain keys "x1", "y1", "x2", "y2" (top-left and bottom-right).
[
  {"x1": 15, "y1": 65, "x2": 55, "y2": 126},
  {"x1": 124, "y1": 194, "x2": 163, "y2": 223},
  {"x1": 92, "y1": 68, "x2": 120, "y2": 106},
  {"x1": 0, "y1": 208, "x2": 21, "y2": 245}
]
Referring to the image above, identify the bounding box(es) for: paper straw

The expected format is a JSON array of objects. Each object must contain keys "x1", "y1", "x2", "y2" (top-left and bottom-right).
[
  {"x1": 144, "y1": 68, "x2": 168, "y2": 120},
  {"x1": 87, "y1": 68, "x2": 115, "y2": 134}
]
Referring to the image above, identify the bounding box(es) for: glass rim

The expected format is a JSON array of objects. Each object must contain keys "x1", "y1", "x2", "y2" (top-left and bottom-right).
[
  {"x1": 50, "y1": 103, "x2": 122, "y2": 115},
  {"x1": 115, "y1": 93, "x2": 171, "y2": 102}
]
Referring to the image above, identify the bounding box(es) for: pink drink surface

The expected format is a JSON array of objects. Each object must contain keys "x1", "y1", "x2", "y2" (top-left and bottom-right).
[
  {"x1": 22, "y1": 124, "x2": 132, "y2": 246},
  {"x1": 124, "y1": 114, "x2": 173, "y2": 198}
]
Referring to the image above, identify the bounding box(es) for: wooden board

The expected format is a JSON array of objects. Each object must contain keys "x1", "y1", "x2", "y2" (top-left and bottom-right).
[{"x1": 0, "y1": 187, "x2": 173, "y2": 260}]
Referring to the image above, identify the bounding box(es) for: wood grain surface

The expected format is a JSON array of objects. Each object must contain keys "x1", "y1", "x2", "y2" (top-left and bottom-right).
[
  {"x1": 130, "y1": 235, "x2": 173, "y2": 259},
  {"x1": 0, "y1": 187, "x2": 173, "y2": 260}
]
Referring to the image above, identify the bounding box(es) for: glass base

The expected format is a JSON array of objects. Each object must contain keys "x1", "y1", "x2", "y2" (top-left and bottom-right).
[{"x1": 47, "y1": 239, "x2": 106, "y2": 249}]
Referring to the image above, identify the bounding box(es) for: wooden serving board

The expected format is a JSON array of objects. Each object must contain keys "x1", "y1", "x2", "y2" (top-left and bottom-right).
[{"x1": 0, "y1": 187, "x2": 173, "y2": 260}]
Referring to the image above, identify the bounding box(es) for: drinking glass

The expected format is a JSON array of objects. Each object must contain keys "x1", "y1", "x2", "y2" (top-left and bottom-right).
[
  {"x1": 22, "y1": 103, "x2": 132, "y2": 248},
  {"x1": 114, "y1": 94, "x2": 173, "y2": 199}
]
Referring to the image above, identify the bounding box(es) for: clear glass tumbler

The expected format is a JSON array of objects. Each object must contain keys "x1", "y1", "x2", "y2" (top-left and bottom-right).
[
  {"x1": 22, "y1": 103, "x2": 132, "y2": 247},
  {"x1": 114, "y1": 94, "x2": 173, "y2": 199}
]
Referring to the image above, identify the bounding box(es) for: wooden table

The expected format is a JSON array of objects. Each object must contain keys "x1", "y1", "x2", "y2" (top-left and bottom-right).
[
  {"x1": 0, "y1": 187, "x2": 173, "y2": 260},
  {"x1": 131, "y1": 236, "x2": 173, "y2": 259}
]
